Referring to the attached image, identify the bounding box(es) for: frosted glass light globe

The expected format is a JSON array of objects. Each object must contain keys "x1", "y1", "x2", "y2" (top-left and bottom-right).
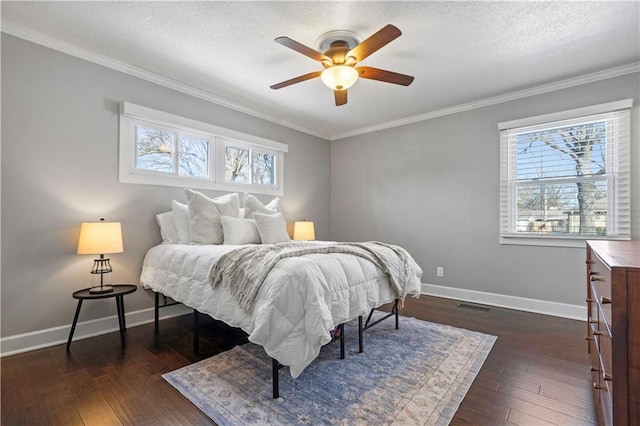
[{"x1": 320, "y1": 66, "x2": 358, "y2": 91}]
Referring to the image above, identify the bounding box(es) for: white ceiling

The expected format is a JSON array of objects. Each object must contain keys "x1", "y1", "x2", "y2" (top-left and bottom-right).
[{"x1": 2, "y1": 1, "x2": 639, "y2": 140}]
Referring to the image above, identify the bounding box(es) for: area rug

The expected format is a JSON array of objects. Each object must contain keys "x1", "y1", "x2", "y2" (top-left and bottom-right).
[{"x1": 163, "y1": 314, "x2": 496, "y2": 425}]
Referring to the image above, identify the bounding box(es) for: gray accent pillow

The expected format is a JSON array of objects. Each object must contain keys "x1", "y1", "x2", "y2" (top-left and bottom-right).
[
  {"x1": 244, "y1": 194, "x2": 281, "y2": 218},
  {"x1": 253, "y1": 212, "x2": 290, "y2": 244},
  {"x1": 185, "y1": 189, "x2": 239, "y2": 244}
]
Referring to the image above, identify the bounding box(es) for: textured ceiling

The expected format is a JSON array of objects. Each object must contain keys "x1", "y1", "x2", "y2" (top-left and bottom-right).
[{"x1": 2, "y1": 1, "x2": 639, "y2": 140}]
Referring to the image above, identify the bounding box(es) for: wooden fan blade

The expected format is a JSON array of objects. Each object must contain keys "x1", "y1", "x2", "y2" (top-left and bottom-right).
[
  {"x1": 270, "y1": 71, "x2": 322, "y2": 90},
  {"x1": 347, "y1": 24, "x2": 402, "y2": 62},
  {"x1": 334, "y1": 89, "x2": 347, "y2": 106},
  {"x1": 275, "y1": 36, "x2": 331, "y2": 63},
  {"x1": 356, "y1": 66, "x2": 414, "y2": 86}
]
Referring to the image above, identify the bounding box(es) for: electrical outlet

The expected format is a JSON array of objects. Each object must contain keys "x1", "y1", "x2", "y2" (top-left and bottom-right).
[{"x1": 436, "y1": 266, "x2": 444, "y2": 277}]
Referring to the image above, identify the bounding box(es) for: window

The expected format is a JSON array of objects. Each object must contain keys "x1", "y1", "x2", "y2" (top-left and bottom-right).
[
  {"x1": 224, "y1": 145, "x2": 249, "y2": 184},
  {"x1": 135, "y1": 125, "x2": 211, "y2": 178},
  {"x1": 499, "y1": 100, "x2": 631, "y2": 247},
  {"x1": 252, "y1": 149, "x2": 277, "y2": 186},
  {"x1": 222, "y1": 143, "x2": 278, "y2": 186},
  {"x1": 119, "y1": 102, "x2": 287, "y2": 196}
]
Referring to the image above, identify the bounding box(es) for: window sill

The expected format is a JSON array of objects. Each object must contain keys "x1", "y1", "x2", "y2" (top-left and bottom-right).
[
  {"x1": 119, "y1": 171, "x2": 283, "y2": 196},
  {"x1": 499, "y1": 234, "x2": 630, "y2": 248}
]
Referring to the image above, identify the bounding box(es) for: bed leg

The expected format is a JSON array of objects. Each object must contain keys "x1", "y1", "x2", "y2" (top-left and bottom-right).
[
  {"x1": 339, "y1": 323, "x2": 345, "y2": 359},
  {"x1": 154, "y1": 292, "x2": 160, "y2": 334},
  {"x1": 394, "y1": 299, "x2": 399, "y2": 330},
  {"x1": 272, "y1": 358, "x2": 280, "y2": 399},
  {"x1": 358, "y1": 316, "x2": 364, "y2": 353},
  {"x1": 193, "y1": 309, "x2": 200, "y2": 355}
]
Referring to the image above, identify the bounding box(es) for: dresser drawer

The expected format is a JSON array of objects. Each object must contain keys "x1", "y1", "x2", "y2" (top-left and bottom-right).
[
  {"x1": 587, "y1": 292, "x2": 599, "y2": 327},
  {"x1": 589, "y1": 253, "x2": 611, "y2": 298},
  {"x1": 600, "y1": 386, "x2": 614, "y2": 426},
  {"x1": 588, "y1": 337, "x2": 601, "y2": 379},
  {"x1": 589, "y1": 254, "x2": 612, "y2": 331},
  {"x1": 589, "y1": 335, "x2": 614, "y2": 426},
  {"x1": 597, "y1": 329, "x2": 613, "y2": 397}
]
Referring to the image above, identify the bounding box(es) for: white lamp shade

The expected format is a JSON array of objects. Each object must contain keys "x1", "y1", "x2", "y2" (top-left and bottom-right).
[
  {"x1": 293, "y1": 221, "x2": 315, "y2": 241},
  {"x1": 320, "y1": 66, "x2": 358, "y2": 91},
  {"x1": 77, "y1": 222, "x2": 123, "y2": 255}
]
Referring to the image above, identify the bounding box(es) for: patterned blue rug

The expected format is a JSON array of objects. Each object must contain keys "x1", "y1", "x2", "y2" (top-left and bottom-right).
[{"x1": 163, "y1": 314, "x2": 496, "y2": 425}]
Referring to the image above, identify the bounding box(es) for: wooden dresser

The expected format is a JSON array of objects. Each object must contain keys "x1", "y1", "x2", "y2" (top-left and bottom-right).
[{"x1": 586, "y1": 240, "x2": 640, "y2": 426}]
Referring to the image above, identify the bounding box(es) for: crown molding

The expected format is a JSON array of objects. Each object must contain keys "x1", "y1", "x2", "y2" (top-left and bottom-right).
[
  {"x1": 331, "y1": 62, "x2": 640, "y2": 141},
  {"x1": 1, "y1": 22, "x2": 332, "y2": 141},
  {"x1": 3, "y1": 21, "x2": 637, "y2": 142}
]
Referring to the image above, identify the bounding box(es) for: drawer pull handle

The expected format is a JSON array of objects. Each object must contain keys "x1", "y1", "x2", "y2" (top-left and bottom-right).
[
  {"x1": 589, "y1": 319, "x2": 598, "y2": 324},
  {"x1": 601, "y1": 297, "x2": 612, "y2": 304},
  {"x1": 590, "y1": 365, "x2": 599, "y2": 372},
  {"x1": 603, "y1": 373, "x2": 613, "y2": 381},
  {"x1": 593, "y1": 330, "x2": 603, "y2": 336},
  {"x1": 585, "y1": 336, "x2": 593, "y2": 341},
  {"x1": 589, "y1": 271, "x2": 598, "y2": 276},
  {"x1": 590, "y1": 276, "x2": 603, "y2": 281},
  {"x1": 593, "y1": 382, "x2": 603, "y2": 390},
  {"x1": 586, "y1": 298, "x2": 593, "y2": 303},
  {"x1": 586, "y1": 260, "x2": 595, "y2": 264}
]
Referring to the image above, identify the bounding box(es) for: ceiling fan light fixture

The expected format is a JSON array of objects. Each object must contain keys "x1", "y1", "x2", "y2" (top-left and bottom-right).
[
  {"x1": 272, "y1": 25, "x2": 413, "y2": 105},
  {"x1": 320, "y1": 66, "x2": 358, "y2": 91}
]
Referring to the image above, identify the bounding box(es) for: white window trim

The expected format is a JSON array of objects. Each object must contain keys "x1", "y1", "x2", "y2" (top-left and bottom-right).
[
  {"x1": 119, "y1": 102, "x2": 287, "y2": 196},
  {"x1": 498, "y1": 99, "x2": 632, "y2": 248},
  {"x1": 498, "y1": 99, "x2": 633, "y2": 130}
]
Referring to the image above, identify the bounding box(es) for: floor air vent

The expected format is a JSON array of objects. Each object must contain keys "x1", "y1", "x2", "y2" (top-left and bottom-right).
[{"x1": 458, "y1": 303, "x2": 490, "y2": 312}]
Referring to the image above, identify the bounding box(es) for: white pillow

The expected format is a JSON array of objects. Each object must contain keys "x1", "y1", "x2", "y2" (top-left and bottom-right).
[
  {"x1": 220, "y1": 215, "x2": 261, "y2": 245},
  {"x1": 253, "y1": 212, "x2": 290, "y2": 244},
  {"x1": 185, "y1": 189, "x2": 239, "y2": 244},
  {"x1": 155, "y1": 211, "x2": 178, "y2": 243},
  {"x1": 244, "y1": 194, "x2": 281, "y2": 219},
  {"x1": 172, "y1": 200, "x2": 190, "y2": 244}
]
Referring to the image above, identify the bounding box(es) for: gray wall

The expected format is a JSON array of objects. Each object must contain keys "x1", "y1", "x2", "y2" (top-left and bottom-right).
[
  {"x1": 1, "y1": 32, "x2": 637, "y2": 340},
  {"x1": 331, "y1": 72, "x2": 640, "y2": 306},
  {"x1": 1, "y1": 34, "x2": 331, "y2": 337}
]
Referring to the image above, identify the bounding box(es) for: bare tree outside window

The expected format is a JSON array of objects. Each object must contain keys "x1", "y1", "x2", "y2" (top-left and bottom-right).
[
  {"x1": 178, "y1": 136, "x2": 210, "y2": 178},
  {"x1": 253, "y1": 151, "x2": 276, "y2": 186},
  {"x1": 225, "y1": 146, "x2": 249, "y2": 183},
  {"x1": 136, "y1": 126, "x2": 175, "y2": 172},
  {"x1": 516, "y1": 122, "x2": 607, "y2": 235}
]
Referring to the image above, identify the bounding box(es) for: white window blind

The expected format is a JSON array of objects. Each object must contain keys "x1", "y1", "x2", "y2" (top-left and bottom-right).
[{"x1": 499, "y1": 100, "x2": 631, "y2": 246}]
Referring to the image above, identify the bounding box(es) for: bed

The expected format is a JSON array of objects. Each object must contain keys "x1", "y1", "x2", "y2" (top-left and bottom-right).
[{"x1": 140, "y1": 191, "x2": 423, "y2": 398}]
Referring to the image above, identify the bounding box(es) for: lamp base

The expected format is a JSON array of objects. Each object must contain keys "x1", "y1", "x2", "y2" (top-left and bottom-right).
[{"x1": 89, "y1": 285, "x2": 114, "y2": 294}]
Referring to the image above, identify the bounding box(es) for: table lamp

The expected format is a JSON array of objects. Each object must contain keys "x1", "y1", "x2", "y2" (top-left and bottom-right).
[
  {"x1": 293, "y1": 221, "x2": 315, "y2": 241},
  {"x1": 77, "y1": 218, "x2": 123, "y2": 294}
]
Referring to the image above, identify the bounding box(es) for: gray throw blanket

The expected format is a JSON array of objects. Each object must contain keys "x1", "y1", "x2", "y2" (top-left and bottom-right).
[{"x1": 211, "y1": 241, "x2": 414, "y2": 313}]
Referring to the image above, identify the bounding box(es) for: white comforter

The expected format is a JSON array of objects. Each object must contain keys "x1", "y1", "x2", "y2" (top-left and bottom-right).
[{"x1": 140, "y1": 242, "x2": 423, "y2": 377}]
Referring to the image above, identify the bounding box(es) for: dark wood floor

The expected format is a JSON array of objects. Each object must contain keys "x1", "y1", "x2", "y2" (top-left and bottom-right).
[{"x1": 1, "y1": 296, "x2": 596, "y2": 425}]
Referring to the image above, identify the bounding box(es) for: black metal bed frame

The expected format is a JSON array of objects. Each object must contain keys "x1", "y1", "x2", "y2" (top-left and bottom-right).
[
  {"x1": 358, "y1": 299, "x2": 399, "y2": 353},
  {"x1": 154, "y1": 291, "x2": 399, "y2": 399},
  {"x1": 271, "y1": 323, "x2": 345, "y2": 399}
]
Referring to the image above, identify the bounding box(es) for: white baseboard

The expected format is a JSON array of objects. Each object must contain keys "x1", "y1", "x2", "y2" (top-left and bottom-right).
[
  {"x1": 1, "y1": 285, "x2": 586, "y2": 357},
  {"x1": 421, "y1": 283, "x2": 587, "y2": 321},
  {"x1": 0, "y1": 304, "x2": 192, "y2": 357}
]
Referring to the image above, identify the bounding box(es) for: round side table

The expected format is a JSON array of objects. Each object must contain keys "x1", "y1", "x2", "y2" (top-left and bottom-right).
[{"x1": 66, "y1": 284, "x2": 137, "y2": 351}]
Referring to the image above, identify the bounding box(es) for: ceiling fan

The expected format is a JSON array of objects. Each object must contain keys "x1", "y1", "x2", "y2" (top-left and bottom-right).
[{"x1": 270, "y1": 24, "x2": 414, "y2": 106}]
